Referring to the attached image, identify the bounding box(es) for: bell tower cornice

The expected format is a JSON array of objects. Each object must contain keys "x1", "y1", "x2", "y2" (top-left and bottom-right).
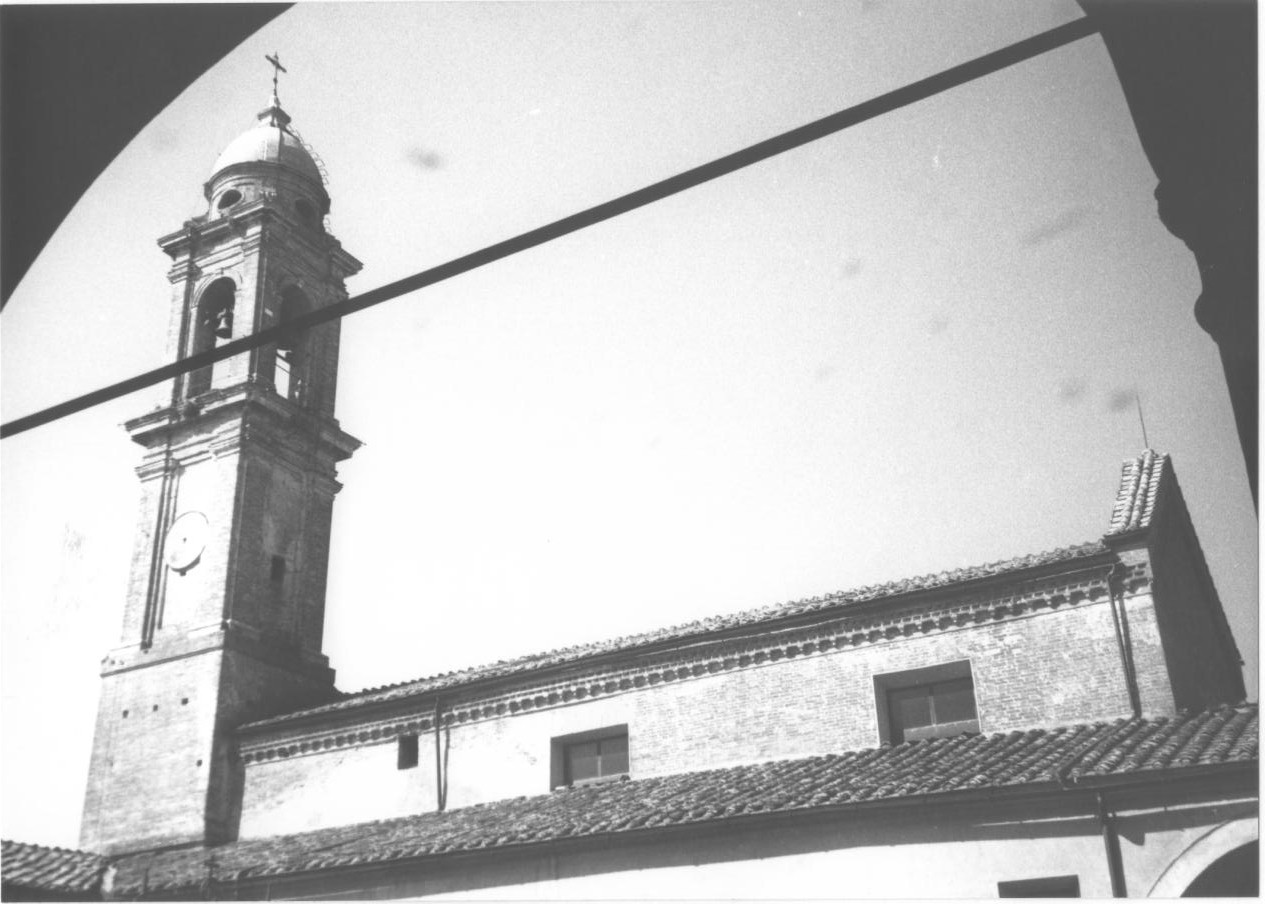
[
  {"x1": 125, "y1": 386, "x2": 362, "y2": 466},
  {"x1": 158, "y1": 204, "x2": 363, "y2": 280}
]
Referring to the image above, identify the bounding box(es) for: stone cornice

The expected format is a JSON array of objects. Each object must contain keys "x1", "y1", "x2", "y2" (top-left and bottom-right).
[
  {"x1": 102, "y1": 619, "x2": 332, "y2": 680},
  {"x1": 158, "y1": 199, "x2": 360, "y2": 279},
  {"x1": 125, "y1": 387, "x2": 360, "y2": 468},
  {"x1": 238, "y1": 558, "x2": 1152, "y2": 763},
  {"x1": 166, "y1": 259, "x2": 201, "y2": 284}
]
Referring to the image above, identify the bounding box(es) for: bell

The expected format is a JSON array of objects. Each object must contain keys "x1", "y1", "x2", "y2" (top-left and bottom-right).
[{"x1": 213, "y1": 308, "x2": 234, "y2": 339}]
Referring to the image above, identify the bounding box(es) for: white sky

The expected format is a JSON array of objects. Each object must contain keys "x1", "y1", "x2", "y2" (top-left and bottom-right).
[{"x1": 1, "y1": 1, "x2": 1256, "y2": 848}]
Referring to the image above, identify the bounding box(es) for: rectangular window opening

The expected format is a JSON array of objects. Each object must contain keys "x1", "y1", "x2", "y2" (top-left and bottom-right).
[
  {"x1": 397, "y1": 734, "x2": 419, "y2": 770},
  {"x1": 270, "y1": 555, "x2": 287, "y2": 582},
  {"x1": 551, "y1": 726, "x2": 629, "y2": 789},
  {"x1": 998, "y1": 875, "x2": 1081, "y2": 897},
  {"x1": 275, "y1": 348, "x2": 293, "y2": 399},
  {"x1": 874, "y1": 661, "x2": 980, "y2": 745}
]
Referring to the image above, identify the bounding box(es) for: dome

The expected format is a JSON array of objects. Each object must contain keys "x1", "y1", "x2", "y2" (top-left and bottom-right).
[{"x1": 208, "y1": 95, "x2": 323, "y2": 187}]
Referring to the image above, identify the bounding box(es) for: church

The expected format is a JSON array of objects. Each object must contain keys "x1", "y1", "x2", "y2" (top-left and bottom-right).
[{"x1": 2, "y1": 86, "x2": 1257, "y2": 900}]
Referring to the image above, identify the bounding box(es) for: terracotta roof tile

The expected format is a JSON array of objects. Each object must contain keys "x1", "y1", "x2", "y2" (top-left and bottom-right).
[
  {"x1": 1, "y1": 839, "x2": 107, "y2": 896},
  {"x1": 1107, "y1": 449, "x2": 1169, "y2": 534},
  {"x1": 110, "y1": 704, "x2": 1256, "y2": 895},
  {"x1": 246, "y1": 541, "x2": 1110, "y2": 729}
]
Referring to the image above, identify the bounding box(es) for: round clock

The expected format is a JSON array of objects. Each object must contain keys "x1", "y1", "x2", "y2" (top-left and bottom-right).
[{"x1": 164, "y1": 511, "x2": 209, "y2": 573}]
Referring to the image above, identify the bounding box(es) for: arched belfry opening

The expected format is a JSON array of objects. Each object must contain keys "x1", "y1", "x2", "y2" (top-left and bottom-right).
[
  {"x1": 187, "y1": 277, "x2": 235, "y2": 396},
  {"x1": 270, "y1": 285, "x2": 311, "y2": 403}
]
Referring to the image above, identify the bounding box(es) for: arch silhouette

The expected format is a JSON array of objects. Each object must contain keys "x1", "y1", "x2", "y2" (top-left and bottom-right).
[
  {"x1": 272, "y1": 285, "x2": 312, "y2": 402},
  {"x1": 1149, "y1": 818, "x2": 1258, "y2": 897},
  {"x1": 187, "y1": 277, "x2": 235, "y2": 396}
]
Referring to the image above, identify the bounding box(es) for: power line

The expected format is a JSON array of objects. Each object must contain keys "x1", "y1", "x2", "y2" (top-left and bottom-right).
[{"x1": 1, "y1": 17, "x2": 1097, "y2": 440}]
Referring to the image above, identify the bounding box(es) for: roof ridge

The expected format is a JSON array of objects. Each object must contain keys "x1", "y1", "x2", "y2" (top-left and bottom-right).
[{"x1": 1107, "y1": 449, "x2": 1170, "y2": 535}]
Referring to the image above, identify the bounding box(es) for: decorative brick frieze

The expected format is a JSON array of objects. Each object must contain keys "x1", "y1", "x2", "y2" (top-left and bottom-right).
[{"x1": 239, "y1": 559, "x2": 1151, "y2": 764}]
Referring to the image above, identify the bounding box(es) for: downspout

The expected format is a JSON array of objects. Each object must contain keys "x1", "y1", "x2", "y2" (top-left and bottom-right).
[
  {"x1": 434, "y1": 697, "x2": 447, "y2": 812},
  {"x1": 1096, "y1": 791, "x2": 1128, "y2": 897},
  {"x1": 1053, "y1": 722, "x2": 1135, "y2": 898},
  {"x1": 1105, "y1": 562, "x2": 1142, "y2": 717}
]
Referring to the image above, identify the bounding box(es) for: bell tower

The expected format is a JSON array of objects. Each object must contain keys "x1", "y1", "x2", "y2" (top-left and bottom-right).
[{"x1": 80, "y1": 76, "x2": 363, "y2": 854}]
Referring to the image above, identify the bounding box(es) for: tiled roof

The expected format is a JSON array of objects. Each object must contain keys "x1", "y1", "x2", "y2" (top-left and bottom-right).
[
  {"x1": 115, "y1": 704, "x2": 1256, "y2": 894},
  {"x1": 1107, "y1": 449, "x2": 1169, "y2": 534},
  {"x1": 247, "y1": 541, "x2": 1110, "y2": 728},
  {"x1": 1, "y1": 839, "x2": 107, "y2": 896}
]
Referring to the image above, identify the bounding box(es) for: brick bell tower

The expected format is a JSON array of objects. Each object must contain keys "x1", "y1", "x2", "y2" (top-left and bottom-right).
[{"x1": 80, "y1": 78, "x2": 362, "y2": 854}]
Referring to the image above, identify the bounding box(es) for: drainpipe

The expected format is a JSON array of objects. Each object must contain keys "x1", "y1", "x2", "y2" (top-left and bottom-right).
[
  {"x1": 434, "y1": 697, "x2": 446, "y2": 812},
  {"x1": 1096, "y1": 791, "x2": 1127, "y2": 897},
  {"x1": 1106, "y1": 563, "x2": 1142, "y2": 717},
  {"x1": 1052, "y1": 722, "x2": 1134, "y2": 898}
]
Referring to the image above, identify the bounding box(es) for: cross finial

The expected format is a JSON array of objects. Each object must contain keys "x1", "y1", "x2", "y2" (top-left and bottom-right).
[{"x1": 265, "y1": 52, "x2": 287, "y2": 96}]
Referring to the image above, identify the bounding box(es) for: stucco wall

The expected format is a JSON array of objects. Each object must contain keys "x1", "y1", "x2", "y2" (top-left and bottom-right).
[{"x1": 242, "y1": 795, "x2": 1257, "y2": 900}]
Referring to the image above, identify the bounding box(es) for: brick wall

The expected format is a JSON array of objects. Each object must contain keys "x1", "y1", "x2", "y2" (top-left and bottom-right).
[
  {"x1": 81, "y1": 641, "x2": 336, "y2": 853},
  {"x1": 80, "y1": 653, "x2": 222, "y2": 853},
  {"x1": 84, "y1": 411, "x2": 346, "y2": 853},
  {"x1": 227, "y1": 439, "x2": 341, "y2": 656},
  {"x1": 118, "y1": 474, "x2": 163, "y2": 643},
  {"x1": 238, "y1": 591, "x2": 1162, "y2": 839},
  {"x1": 158, "y1": 451, "x2": 241, "y2": 633},
  {"x1": 82, "y1": 170, "x2": 361, "y2": 856}
]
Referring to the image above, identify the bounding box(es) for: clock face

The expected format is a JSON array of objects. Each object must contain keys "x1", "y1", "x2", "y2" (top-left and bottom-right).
[{"x1": 164, "y1": 511, "x2": 209, "y2": 573}]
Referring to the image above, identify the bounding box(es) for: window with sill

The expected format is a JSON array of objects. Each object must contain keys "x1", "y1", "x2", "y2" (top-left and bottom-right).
[
  {"x1": 551, "y1": 726, "x2": 629, "y2": 788},
  {"x1": 873, "y1": 661, "x2": 980, "y2": 745}
]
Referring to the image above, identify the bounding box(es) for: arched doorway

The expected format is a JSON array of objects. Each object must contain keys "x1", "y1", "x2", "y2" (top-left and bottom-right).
[
  {"x1": 1149, "y1": 819, "x2": 1258, "y2": 897},
  {"x1": 1182, "y1": 841, "x2": 1258, "y2": 897}
]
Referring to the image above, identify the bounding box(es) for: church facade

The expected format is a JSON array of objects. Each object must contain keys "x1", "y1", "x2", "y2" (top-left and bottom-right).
[{"x1": 2, "y1": 93, "x2": 1257, "y2": 900}]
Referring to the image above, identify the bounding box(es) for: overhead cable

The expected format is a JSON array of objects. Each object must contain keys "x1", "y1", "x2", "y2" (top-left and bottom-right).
[{"x1": 1, "y1": 17, "x2": 1097, "y2": 440}]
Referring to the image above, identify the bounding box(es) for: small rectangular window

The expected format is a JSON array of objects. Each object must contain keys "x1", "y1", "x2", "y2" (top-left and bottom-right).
[
  {"x1": 565, "y1": 734, "x2": 628, "y2": 785},
  {"x1": 874, "y1": 661, "x2": 980, "y2": 745},
  {"x1": 275, "y1": 348, "x2": 293, "y2": 399},
  {"x1": 888, "y1": 677, "x2": 979, "y2": 743},
  {"x1": 551, "y1": 726, "x2": 629, "y2": 788},
  {"x1": 397, "y1": 734, "x2": 418, "y2": 770},
  {"x1": 270, "y1": 555, "x2": 286, "y2": 582},
  {"x1": 998, "y1": 875, "x2": 1080, "y2": 897}
]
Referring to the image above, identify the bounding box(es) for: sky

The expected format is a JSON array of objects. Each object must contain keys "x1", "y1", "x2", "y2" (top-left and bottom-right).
[{"x1": 1, "y1": 1, "x2": 1256, "y2": 849}]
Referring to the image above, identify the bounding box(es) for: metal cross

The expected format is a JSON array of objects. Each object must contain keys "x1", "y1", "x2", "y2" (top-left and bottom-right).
[{"x1": 265, "y1": 52, "x2": 287, "y2": 94}]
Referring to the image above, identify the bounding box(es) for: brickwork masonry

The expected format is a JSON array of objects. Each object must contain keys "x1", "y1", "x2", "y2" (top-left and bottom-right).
[{"x1": 236, "y1": 559, "x2": 1167, "y2": 838}]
